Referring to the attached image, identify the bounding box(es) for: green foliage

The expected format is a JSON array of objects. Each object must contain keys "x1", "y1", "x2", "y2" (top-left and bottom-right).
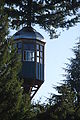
[
  {"x1": 43, "y1": 40, "x2": 80, "y2": 120},
  {"x1": 0, "y1": 2, "x2": 21, "y2": 119},
  {"x1": 52, "y1": 84, "x2": 75, "y2": 120},
  {"x1": 0, "y1": 1, "x2": 34, "y2": 120},
  {"x1": 35, "y1": 84, "x2": 75, "y2": 120},
  {"x1": 32, "y1": 39, "x2": 80, "y2": 120},
  {"x1": 64, "y1": 40, "x2": 80, "y2": 104},
  {"x1": 1, "y1": 1, "x2": 80, "y2": 120},
  {"x1": 4, "y1": 0, "x2": 80, "y2": 38}
]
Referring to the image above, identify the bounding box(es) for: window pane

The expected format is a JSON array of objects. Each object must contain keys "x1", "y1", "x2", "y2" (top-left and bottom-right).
[
  {"x1": 37, "y1": 51, "x2": 39, "y2": 56},
  {"x1": 23, "y1": 50, "x2": 35, "y2": 61},
  {"x1": 37, "y1": 57, "x2": 39, "y2": 63},
  {"x1": 36, "y1": 44, "x2": 39, "y2": 50},
  {"x1": 26, "y1": 51, "x2": 34, "y2": 61},
  {"x1": 31, "y1": 52, "x2": 34, "y2": 57},
  {"x1": 40, "y1": 52, "x2": 43, "y2": 58},
  {"x1": 31, "y1": 52, "x2": 34, "y2": 61},
  {"x1": 40, "y1": 58, "x2": 43, "y2": 64},
  {"x1": 26, "y1": 52, "x2": 31, "y2": 61},
  {"x1": 31, "y1": 57, "x2": 34, "y2": 61},
  {"x1": 40, "y1": 45, "x2": 43, "y2": 51}
]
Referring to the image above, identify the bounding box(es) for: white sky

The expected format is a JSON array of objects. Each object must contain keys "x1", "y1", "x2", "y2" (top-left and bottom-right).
[{"x1": 10, "y1": 23, "x2": 80, "y2": 103}]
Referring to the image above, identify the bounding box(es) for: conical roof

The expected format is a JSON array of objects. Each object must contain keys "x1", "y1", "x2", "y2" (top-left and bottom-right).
[{"x1": 14, "y1": 27, "x2": 45, "y2": 42}]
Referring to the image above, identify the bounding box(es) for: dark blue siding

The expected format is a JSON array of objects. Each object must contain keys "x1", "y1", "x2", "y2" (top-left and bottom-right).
[
  {"x1": 23, "y1": 44, "x2": 34, "y2": 50},
  {"x1": 36, "y1": 63, "x2": 44, "y2": 81},
  {"x1": 22, "y1": 61, "x2": 35, "y2": 79},
  {"x1": 36, "y1": 63, "x2": 39, "y2": 79},
  {"x1": 41, "y1": 64, "x2": 44, "y2": 80},
  {"x1": 39, "y1": 64, "x2": 40, "y2": 80}
]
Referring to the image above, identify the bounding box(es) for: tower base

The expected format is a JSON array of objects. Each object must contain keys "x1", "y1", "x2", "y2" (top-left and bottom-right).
[{"x1": 23, "y1": 78, "x2": 43, "y2": 100}]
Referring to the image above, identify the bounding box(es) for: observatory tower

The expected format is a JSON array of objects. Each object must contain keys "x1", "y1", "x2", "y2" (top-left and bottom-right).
[{"x1": 14, "y1": 27, "x2": 46, "y2": 99}]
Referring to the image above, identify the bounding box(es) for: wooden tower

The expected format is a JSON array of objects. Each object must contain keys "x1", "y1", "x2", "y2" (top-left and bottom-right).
[{"x1": 14, "y1": 27, "x2": 46, "y2": 99}]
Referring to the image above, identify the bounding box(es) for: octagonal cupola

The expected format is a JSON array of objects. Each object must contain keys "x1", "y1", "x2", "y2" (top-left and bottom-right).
[{"x1": 14, "y1": 27, "x2": 46, "y2": 99}]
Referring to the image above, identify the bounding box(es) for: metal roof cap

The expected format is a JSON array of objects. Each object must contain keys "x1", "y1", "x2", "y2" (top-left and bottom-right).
[{"x1": 14, "y1": 27, "x2": 45, "y2": 42}]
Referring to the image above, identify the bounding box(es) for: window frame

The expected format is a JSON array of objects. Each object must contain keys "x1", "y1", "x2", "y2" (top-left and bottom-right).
[
  {"x1": 23, "y1": 50, "x2": 35, "y2": 62},
  {"x1": 36, "y1": 44, "x2": 44, "y2": 64}
]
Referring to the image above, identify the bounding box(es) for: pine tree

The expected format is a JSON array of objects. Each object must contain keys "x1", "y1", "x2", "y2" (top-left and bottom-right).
[
  {"x1": 33, "y1": 40, "x2": 80, "y2": 120},
  {"x1": 4, "y1": 0, "x2": 80, "y2": 38},
  {"x1": 46, "y1": 40, "x2": 80, "y2": 120},
  {"x1": 52, "y1": 84, "x2": 75, "y2": 120},
  {"x1": 33, "y1": 84, "x2": 76, "y2": 120},
  {"x1": 64, "y1": 40, "x2": 80, "y2": 105},
  {"x1": 44, "y1": 40, "x2": 80, "y2": 120},
  {"x1": 0, "y1": 1, "x2": 21, "y2": 119},
  {"x1": 50, "y1": 40, "x2": 80, "y2": 120},
  {"x1": 35, "y1": 84, "x2": 75, "y2": 120},
  {"x1": 0, "y1": 1, "x2": 34, "y2": 120}
]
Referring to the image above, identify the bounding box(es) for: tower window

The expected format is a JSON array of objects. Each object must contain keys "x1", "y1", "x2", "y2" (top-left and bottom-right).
[
  {"x1": 37, "y1": 57, "x2": 39, "y2": 63},
  {"x1": 36, "y1": 44, "x2": 43, "y2": 64},
  {"x1": 23, "y1": 50, "x2": 35, "y2": 61}
]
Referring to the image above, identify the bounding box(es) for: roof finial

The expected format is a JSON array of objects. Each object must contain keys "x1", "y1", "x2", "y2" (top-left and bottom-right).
[{"x1": 27, "y1": 0, "x2": 32, "y2": 27}]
